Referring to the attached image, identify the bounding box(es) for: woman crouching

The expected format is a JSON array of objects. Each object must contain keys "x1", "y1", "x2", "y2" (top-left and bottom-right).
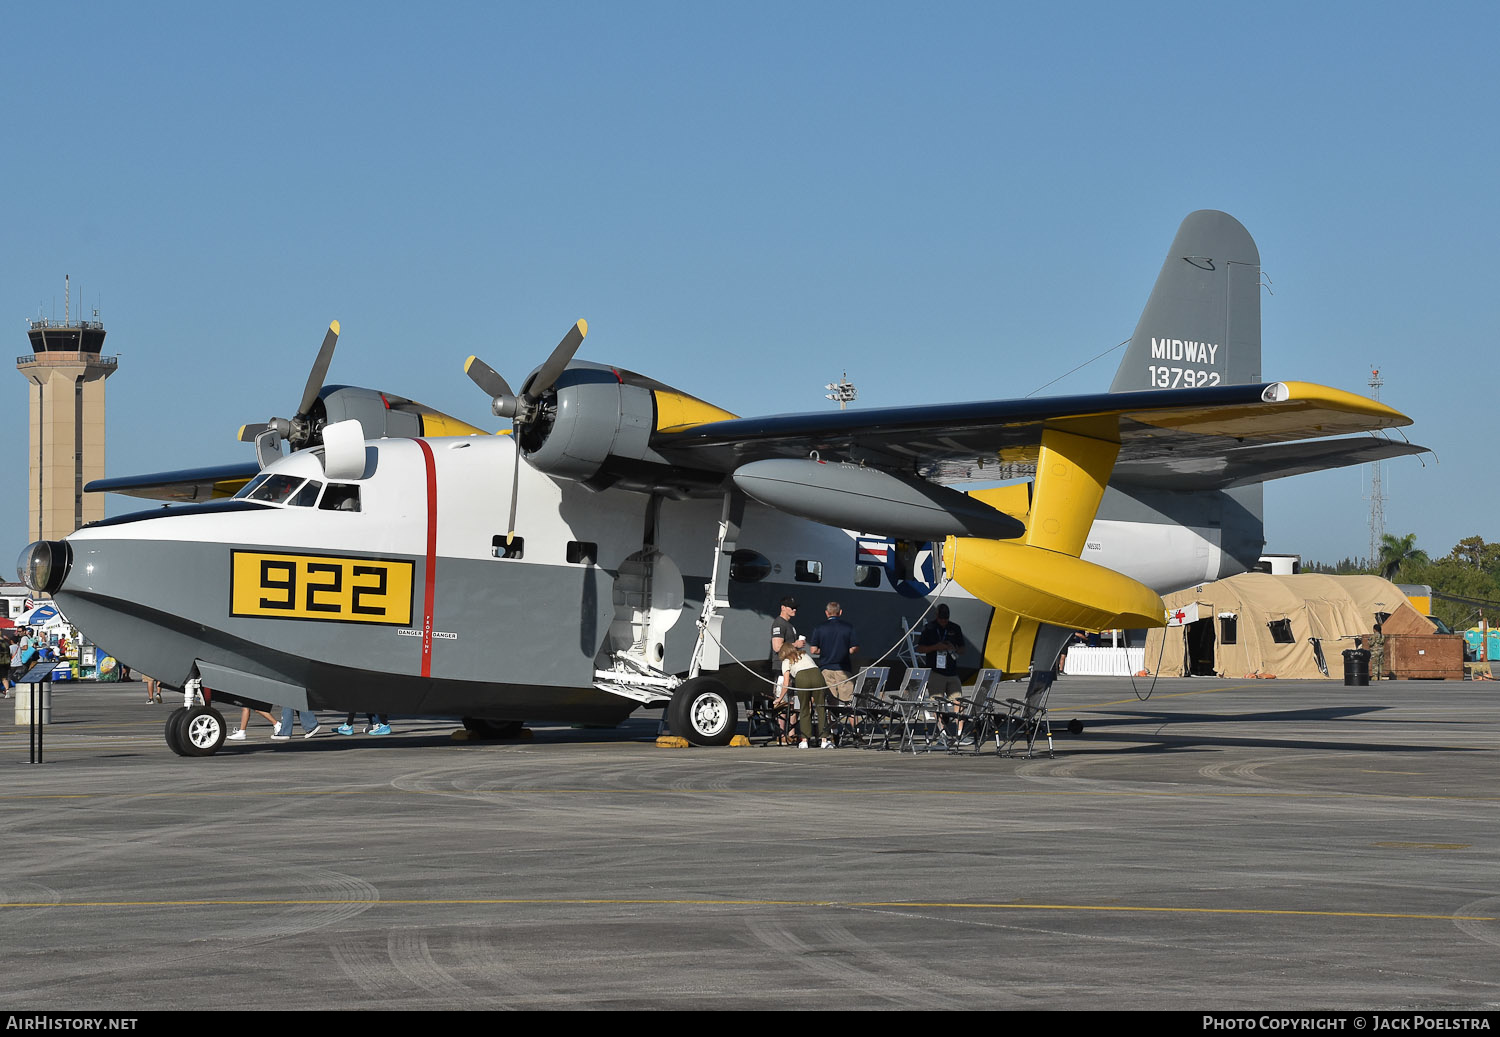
[{"x1": 777, "y1": 644, "x2": 832, "y2": 749}]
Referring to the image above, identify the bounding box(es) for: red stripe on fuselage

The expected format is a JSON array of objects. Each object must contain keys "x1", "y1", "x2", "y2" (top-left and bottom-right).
[{"x1": 416, "y1": 439, "x2": 438, "y2": 678}]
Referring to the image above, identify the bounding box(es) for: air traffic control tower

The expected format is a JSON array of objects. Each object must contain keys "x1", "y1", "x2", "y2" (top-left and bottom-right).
[{"x1": 17, "y1": 278, "x2": 118, "y2": 542}]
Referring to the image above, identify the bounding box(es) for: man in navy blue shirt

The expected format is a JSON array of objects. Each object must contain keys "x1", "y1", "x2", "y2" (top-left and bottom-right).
[
  {"x1": 916, "y1": 603, "x2": 966, "y2": 700},
  {"x1": 808, "y1": 601, "x2": 859, "y2": 704}
]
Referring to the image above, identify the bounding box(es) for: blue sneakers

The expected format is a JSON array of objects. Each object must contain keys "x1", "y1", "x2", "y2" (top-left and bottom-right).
[
  {"x1": 368, "y1": 723, "x2": 392, "y2": 736},
  {"x1": 336, "y1": 723, "x2": 355, "y2": 736}
]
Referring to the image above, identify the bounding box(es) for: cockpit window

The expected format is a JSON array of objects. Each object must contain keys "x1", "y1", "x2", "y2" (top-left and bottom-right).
[
  {"x1": 233, "y1": 474, "x2": 271, "y2": 500},
  {"x1": 319, "y1": 484, "x2": 361, "y2": 512},
  {"x1": 288, "y1": 480, "x2": 324, "y2": 508},
  {"x1": 246, "y1": 475, "x2": 306, "y2": 504}
]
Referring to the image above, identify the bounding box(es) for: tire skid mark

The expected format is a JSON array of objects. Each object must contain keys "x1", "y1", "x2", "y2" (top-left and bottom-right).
[
  {"x1": 1452, "y1": 896, "x2": 1500, "y2": 948},
  {"x1": 746, "y1": 916, "x2": 945, "y2": 1009}
]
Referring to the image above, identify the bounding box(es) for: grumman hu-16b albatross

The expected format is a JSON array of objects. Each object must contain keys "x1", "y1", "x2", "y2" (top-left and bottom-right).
[{"x1": 17, "y1": 211, "x2": 1425, "y2": 756}]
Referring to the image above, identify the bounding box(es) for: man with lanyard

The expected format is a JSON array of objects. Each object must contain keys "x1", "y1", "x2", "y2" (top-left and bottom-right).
[
  {"x1": 769, "y1": 597, "x2": 802, "y2": 671},
  {"x1": 916, "y1": 604, "x2": 970, "y2": 742},
  {"x1": 767, "y1": 598, "x2": 803, "y2": 744},
  {"x1": 807, "y1": 601, "x2": 859, "y2": 706}
]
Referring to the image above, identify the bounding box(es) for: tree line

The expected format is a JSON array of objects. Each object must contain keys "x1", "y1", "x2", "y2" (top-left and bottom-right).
[{"x1": 1305, "y1": 533, "x2": 1500, "y2": 631}]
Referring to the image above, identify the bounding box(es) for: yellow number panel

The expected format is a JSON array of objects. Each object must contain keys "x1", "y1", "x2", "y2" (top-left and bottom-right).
[{"x1": 230, "y1": 551, "x2": 414, "y2": 626}]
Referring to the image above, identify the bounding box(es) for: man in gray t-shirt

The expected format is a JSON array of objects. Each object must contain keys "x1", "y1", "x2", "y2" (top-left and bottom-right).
[{"x1": 769, "y1": 597, "x2": 801, "y2": 670}]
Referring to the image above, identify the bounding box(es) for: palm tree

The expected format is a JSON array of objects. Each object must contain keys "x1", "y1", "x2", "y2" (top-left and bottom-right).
[{"x1": 1377, "y1": 532, "x2": 1429, "y2": 581}]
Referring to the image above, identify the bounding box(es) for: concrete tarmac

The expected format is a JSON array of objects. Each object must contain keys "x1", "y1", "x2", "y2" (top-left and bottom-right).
[{"x1": 2, "y1": 676, "x2": 1498, "y2": 1011}]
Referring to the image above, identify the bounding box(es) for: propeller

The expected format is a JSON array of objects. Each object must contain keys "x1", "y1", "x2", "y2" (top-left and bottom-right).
[
  {"x1": 464, "y1": 319, "x2": 589, "y2": 542},
  {"x1": 465, "y1": 319, "x2": 587, "y2": 427},
  {"x1": 238, "y1": 320, "x2": 342, "y2": 466}
]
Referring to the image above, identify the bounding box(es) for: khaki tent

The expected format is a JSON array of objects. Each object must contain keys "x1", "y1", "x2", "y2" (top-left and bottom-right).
[{"x1": 1141, "y1": 573, "x2": 1433, "y2": 679}]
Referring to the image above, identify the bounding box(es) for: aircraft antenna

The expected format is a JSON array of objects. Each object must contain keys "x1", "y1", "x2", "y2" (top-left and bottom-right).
[
  {"x1": 1365, "y1": 367, "x2": 1386, "y2": 566},
  {"x1": 824, "y1": 372, "x2": 857, "y2": 410}
]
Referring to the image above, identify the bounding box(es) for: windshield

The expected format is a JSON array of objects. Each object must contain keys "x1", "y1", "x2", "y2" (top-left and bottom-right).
[
  {"x1": 245, "y1": 475, "x2": 306, "y2": 504},
  {"x1": 232, "y1": 474, "x2": 271, "y2": 500}
]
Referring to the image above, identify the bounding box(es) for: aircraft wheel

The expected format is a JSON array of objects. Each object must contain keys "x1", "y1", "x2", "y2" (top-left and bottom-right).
[
  {"x1": 461, "y1": 718, "x2": 524, "y2": 739},
  {"x1": 164, "y1": 707, "x2": 191, "y2": 756},
  {"x1": 180, "y1": 705, "x2": 227, "y2": 757},
  {"x1": 669, "y1": 677, "x2": 737, "y2": 747}
]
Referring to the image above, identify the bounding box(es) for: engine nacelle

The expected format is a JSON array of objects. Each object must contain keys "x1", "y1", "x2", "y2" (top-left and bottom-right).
[
  {"x1": 320, "y1": 386, "x2": 423, "y2": 439},
  {"x1": 306, "y1": 387, "x2": 488, "y2": 448},
  {"x1": 520, "y1": 362, "x2": 669, "y2": 485}
]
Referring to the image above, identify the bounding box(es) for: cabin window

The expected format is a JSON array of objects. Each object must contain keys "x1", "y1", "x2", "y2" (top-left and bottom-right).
[
  {"x1": 795, "y1": 559, "x2": 823, "y2": 583},
  {"x1": 729, "y1": 549, "x2": 772, "y2": 584},
  {"x1": 1219, "y1": 614, "x2": 1238, "y2": 645},
  {"x1": 319, "y1": 484, "x2": 360, "y2": 512},
  {"x1": 288, "y1": 480, "x2": 324, "y2": 508},
  {"x1": 1267, "y1": 618, "x2": 1294, "y2": 644},
  {"x1": 567, "y1": 541, "x2": 598, "y2": 565},
  {"x1": 246, "y1": 474, "x2": 305, "y2": 504},
  {"x1": 854, "y1": 564, "x2": 882, "y2": 588},
  {"x1": 492, "y1": 535, "x2": 524, "y2": 559}
]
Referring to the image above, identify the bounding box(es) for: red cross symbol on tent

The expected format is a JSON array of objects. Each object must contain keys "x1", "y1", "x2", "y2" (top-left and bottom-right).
[{"x1": 1171, "y1": 609, "x2": 1187, "y2": 624}]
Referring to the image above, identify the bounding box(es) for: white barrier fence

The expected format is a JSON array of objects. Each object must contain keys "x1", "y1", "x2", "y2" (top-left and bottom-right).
[{"x1": 1060, "y1": 646, "x2": 1145, "y2": 676}]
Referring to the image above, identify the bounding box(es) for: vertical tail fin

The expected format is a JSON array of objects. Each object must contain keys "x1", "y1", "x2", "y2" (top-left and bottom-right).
[
  {"x1": 1109, "y1": 210, "x2": 1262, "y2": 393},
  {"x1": 1104, "y1": 210, "x2": 1267, "y2": 581}
]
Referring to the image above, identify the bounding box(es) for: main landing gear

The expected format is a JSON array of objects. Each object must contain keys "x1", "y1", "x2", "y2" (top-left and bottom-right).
[{"x1": 668, "y1": 677, "x2": 737, "y2": 747}]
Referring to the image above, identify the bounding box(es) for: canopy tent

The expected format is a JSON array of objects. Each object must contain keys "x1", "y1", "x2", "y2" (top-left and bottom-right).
[
  {"x1": 15, "y1": 603, "x2": 64, "y2": 628},
  {"x1": 1141, "y1": 573, "x2": 1433, "y2": 679}
]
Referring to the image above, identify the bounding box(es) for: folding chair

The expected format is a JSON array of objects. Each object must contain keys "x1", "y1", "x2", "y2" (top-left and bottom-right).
[
  {"x1": 847, "y1": 667, "x2": 906, "y2": 749},
  {"x1": 826, "y1": 665, "x2": 883, "y2": 747},
  {"x1": 995, "y1": 681, "x2": 1054, "y2": 759},
  {"x1": 744, "y1": 686, "x2": 792, "y2": 745},
  {"x1": 890, "y1": 668, "x2": 949, "y2": 753},
  {"x1": 933, "y1": 668, "x2": 1003, "y2": 754}
]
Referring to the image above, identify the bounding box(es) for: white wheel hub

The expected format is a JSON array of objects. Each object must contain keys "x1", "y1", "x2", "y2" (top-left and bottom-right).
[
  {"x1": 690, "y1": 693, "x2": 729, "y2": 737},
  {"x1": 186, "y1": 714, "x2": 222, "y2": 749}
]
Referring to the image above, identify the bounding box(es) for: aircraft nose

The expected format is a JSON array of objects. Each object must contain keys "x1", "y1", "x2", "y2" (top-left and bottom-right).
[{"x1": 16, "y1": 540, "x2": 73, "y2": 596}]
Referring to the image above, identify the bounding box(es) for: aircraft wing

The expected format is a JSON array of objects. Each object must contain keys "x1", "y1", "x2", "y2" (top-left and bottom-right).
[
  {"x1": 86, "y1": 381, "x2": 1417, "y2": 502},
  {"x1": 86, "y1": 461, "x2": 261, "y2": 502},
  {"x1": 651, "y1": 380, "x2": 1417, "y2": 486},
  {"x1": 1110, "y1": 436, "x2": 1428, "y2": 491}
]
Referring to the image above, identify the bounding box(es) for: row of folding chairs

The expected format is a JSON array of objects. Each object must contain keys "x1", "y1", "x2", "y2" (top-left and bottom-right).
[{"x1": 807, "y1": 666, "x2": 1054, "y2": 757}]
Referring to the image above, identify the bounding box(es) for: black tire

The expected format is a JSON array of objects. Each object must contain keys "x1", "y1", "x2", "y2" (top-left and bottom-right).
[
  {"x1": 461, "y1": 717, "x2": 524, "y2": 739},
  {"x1": 668, "y1": 677, "x2": 737, "y2": 746},
  {"x1": 164, "y1": 707, "x2": 190, "y2": 756},
  {"x1": 180, "y1": 705, "x2": 227, "y2": 757}
]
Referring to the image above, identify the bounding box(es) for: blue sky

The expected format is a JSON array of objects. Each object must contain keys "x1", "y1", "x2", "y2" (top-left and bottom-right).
[{"x1": 4, "y1": 1, "x2": 1495, "y2": 567}]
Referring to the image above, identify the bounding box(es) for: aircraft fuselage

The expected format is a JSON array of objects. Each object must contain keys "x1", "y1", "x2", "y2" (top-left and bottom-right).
[{"x1": 42, "y1": 434, "x2": 1247, "y2": 722}]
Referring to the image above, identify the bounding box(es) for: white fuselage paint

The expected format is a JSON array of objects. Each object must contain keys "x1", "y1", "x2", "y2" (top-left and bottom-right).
[{"x1": 1083, "y1": 517, "x2": 1225, "y2": 594}]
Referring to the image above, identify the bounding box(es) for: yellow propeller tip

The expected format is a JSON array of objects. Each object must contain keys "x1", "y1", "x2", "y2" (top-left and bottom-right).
[
  {"x1": 576, "y1": 318, "x2": 588, "y2": 336},
  {"x1": 329, "y1": 320, "x2": 340, "y2": 335},
  {"x1": 236, "y1": 425, "x2": 249, "y2": 441},
  {"x1": 464, "y1": 355, "x2": 479, "y2": 373}
]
